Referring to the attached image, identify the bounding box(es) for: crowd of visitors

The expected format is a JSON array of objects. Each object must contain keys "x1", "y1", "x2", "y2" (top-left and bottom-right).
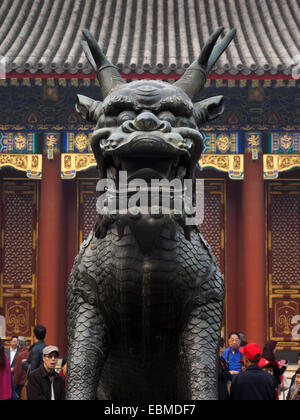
[
  {"x1": 0, "y1": 325, "x2": 67, "y2": 400},
  {"x1": 218, "y1": 331, "x2": 300, "y2": 400},
  {"x1": 1, "y1": 325, "x2": 300, "y2": 400}
]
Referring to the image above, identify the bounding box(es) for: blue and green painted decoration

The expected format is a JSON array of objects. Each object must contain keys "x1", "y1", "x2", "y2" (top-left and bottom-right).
[{"x1": 0, "y1": 131, "x2": 38, "y2": 153}]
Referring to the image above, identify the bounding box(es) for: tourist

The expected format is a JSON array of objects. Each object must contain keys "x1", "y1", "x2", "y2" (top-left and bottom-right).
[
  {"x1": 258, "y1": 357, "x2": 277, "y2": 396},
  {"x1": 262, "y1": 340, "x2": 288, "y2": 399},
  {"x1": 222, "y1": 332, "x2": 242, "y2": 374},
  {"x1": 287, "y1": 352, "x2": 300, "y2": 400},
  {"x1": 5, "y1": 335, "x2": 18, "y2": 374},
  {"x1": 289, "y1": 368, "x2": 300, "y2": 400},
  {"x1": 259, "y1": 357, "x2": 274, "y2": 376},
  {"x1": 27, "y1": 345, "x2": 65, "y2": 400},
  {"x1": 0, "y1": 338, "x2": 11, "y2": 400},
  {"x1": 22, "y1": 325, "x2": 47, "y2": 372},
  {"x1": 230, "y1": 342, "x2": 276, "y2": 400},
  {"x1": 13, "y1": 336, "x2": 30, "y2": 397}
]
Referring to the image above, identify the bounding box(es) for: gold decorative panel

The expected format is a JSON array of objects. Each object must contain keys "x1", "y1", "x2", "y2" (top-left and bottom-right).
[
  {"x1": 199, "y1": 155, "x2": 244, "y2": 180},
  {"x1": 62, "y1": 153, "x2": 243, "y2": 180},
  {"x1": 0, "y1": 154, "x2": 42, "y2": 179},
  {"x1": 264, "y1": 154, "x2": 300, "y2": 179}
]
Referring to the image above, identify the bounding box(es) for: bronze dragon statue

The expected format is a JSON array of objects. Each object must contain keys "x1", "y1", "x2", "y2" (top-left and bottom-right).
[{"x1": 66, "y1": 26, "x2": 236, "y2": 400}]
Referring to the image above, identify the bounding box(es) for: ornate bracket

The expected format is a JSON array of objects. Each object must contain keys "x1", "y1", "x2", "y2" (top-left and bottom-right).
[
  {"x1": 61, "y1": 153, "x2": 96, "y2": 178},
  {"x1": 264, "y1": 154, "x2": 300, "y2": 179},
  {"x1": 199, "y1": 154, "x2": 244, "y2": 180},
  {"x1": 0, "y1": 154, "x2": 42, "y2": 179}
]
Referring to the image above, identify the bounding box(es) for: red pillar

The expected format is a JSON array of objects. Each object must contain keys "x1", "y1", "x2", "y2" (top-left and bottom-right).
[
  {"x1": 58, "y1": 179, "x2": 78, "y2": 355},
  {"x1": 65, "y1": 179, "x2": 78, "y2": 277},
  {"x1": 226, "y1": 180, "x2": 244, "y2": 336},
  {"x1": 242, "y1": 154, "x2": 266, "y2": 347},
  {"x1": 38, "y1": 153, "x2": 63, "y2": 348}
]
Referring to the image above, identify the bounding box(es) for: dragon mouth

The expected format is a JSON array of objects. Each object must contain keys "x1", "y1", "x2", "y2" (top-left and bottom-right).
[
  {"x1": 109, "y1": 135, "x2": 189, "y2": 181},
  {"x1": 113, "y1": 155, "x2": 181, "y2": 182},
  {"x1": 92, "y1": 128, "x2": 203, "y2": 181}
]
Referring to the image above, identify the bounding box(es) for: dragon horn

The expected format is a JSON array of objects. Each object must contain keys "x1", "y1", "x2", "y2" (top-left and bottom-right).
[
  {"x1": 174, "y1": 27, "x2": 236, "y2": 100},
  {"x1": 207, "y1": 28, "x2": 237, "y2": 72},
  {"x1": 82, "y1": 29, "x2": 125, "y2": 98},
  {"x1": 198, "y1": 26, "x2": 225, "y2": 68}
]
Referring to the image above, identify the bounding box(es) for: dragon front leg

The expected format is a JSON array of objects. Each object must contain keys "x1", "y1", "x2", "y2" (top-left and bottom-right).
[
  {"x1": 180, "y1": 264, "x2": 224, "y2": 400},
  {"x1": 66, "y1": 269, "x2": 109, "y2": 400}
]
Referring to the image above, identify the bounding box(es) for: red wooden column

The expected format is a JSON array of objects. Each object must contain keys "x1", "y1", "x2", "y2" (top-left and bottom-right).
[
  {"x1": 226, "y1": 180, "x2": 244, "y2": 336},
  {"x1": 242, "y1": 153, "x2": 266, "y2": 347},
  {"x1": 59, "y1": 179, "x2": 78, "y2": 355},
  {"x1": 38, "y1": 149, "x2": 63, "y2": 348}
]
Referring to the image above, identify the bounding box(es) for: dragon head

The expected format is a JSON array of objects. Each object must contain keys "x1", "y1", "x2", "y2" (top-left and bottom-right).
[{"x1": 75, "y1": 28, "x2": 235, "y2": 249}]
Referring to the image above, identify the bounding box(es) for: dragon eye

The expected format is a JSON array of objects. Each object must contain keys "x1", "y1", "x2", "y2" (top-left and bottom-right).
[
  {"x1": 157, "y1": 111, "x2": 176, "y2": 126},
  {"x1": 117, "y1": 111, "x2": 136, "y2": 124}
]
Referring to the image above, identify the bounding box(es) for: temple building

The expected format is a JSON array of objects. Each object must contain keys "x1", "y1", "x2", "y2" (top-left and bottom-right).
[{"x1": 0, "y1": 0, "x2": 299, "y2": 360}]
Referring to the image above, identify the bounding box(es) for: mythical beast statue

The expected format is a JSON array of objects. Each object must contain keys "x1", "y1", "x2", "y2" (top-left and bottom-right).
[{"x1": 67, "y1": 27, "x2": 236, "y2": 400}]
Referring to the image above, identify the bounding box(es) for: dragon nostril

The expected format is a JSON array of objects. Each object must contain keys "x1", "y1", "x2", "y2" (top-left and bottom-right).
[
  {"x1": 134, "y1": 112, "x2": 161, "y2": 131},
  {"x1": 122, "y1": 120, "x2": 136, "y2": 133},
  {"x1": 159, "y1": 121, "x2": 172, "y2": 133}
]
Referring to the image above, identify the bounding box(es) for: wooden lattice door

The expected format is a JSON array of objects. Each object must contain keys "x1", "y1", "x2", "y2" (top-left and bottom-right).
[
  {"x1": 0, "y1": 180, "x2": 38, "y2": 344},
  {"x1": 266, "y1": 181, "x2": 300, "y2": 351}
]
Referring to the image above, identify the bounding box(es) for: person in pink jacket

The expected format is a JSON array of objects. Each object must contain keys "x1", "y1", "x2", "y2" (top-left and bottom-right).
[{"x1": 0, "y1": 338, "x2": 12, "y2": 400}]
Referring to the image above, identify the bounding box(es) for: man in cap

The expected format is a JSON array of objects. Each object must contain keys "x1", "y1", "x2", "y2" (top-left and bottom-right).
[
  {"x1": 230, "y1": 343, "x2": 276, "y2": 400},
  {"x1": 26, "y1": 346, "x2": 65, "y2": 400}
]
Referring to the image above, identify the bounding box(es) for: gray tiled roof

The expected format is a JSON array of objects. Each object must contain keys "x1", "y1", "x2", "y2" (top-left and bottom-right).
[{"x1": 0, "y1": 0, "x2": 299, "y2": 76}]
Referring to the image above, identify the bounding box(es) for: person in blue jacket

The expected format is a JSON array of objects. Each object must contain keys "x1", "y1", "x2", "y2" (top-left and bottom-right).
[{"x1": 222, "y1": 332, "x2": 243, "y2": 375}]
